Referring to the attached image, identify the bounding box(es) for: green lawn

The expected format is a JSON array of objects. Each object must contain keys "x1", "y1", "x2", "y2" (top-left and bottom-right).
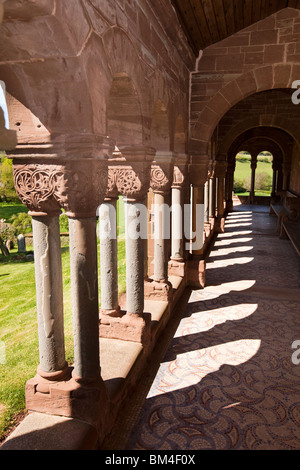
[
  {"x1": 234, "y1": 154, "x2": 273, "y2": 196},
  {"x1": 0, "y1": 202, "x2": 28, "y2": 223},
  {"x1": 0, "y1": 197, "x2": 127, "y2": 440}
]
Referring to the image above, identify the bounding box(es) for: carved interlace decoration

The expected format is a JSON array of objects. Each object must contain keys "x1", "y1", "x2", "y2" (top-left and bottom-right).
[
  {"x1": 13, "y1": 161, "x2": 108, "y2": 217},
  {"x1": 14, "y1": 164, "x2": 63, "y2": 215},
  {"x1": 106, "y1": 164, "x2": 150, "y2": 201}
]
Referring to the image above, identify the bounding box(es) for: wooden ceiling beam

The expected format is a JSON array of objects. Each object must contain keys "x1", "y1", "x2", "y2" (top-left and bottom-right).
[{"x1": 171, "y1": 0, "x2": 300, "y2": 53}]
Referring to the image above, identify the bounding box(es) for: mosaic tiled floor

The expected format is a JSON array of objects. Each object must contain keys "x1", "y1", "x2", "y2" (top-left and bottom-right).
[{"x1": 124, "y1": 207, "x2": 300, "y2": 450}]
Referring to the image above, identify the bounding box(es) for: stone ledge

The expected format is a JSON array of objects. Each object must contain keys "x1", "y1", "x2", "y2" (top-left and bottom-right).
[
  {"x1": 0, "y1": 279, "x2": 184, "y2": 450},
  {"x1": 0, "y1": 412, "x2": 98, "y2": 450}
]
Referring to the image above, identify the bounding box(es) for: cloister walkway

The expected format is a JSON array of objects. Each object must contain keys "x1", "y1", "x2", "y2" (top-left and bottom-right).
[{"x1": 103, "y1": 204, "x2": 300, "y2": 450}]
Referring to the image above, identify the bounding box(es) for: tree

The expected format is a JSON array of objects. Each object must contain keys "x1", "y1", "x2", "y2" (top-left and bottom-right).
[{"x1": 0, "y1": 155, "x2": 18, "y2": 201}]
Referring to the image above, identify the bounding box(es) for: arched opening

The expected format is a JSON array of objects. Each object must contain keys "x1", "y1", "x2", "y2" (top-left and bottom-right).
[
  {"x1": 255, "y1": 151, "x2": 273, "y2": 197},
  {"x1": 233, "y1": 150, "x2": 252, "y2": 197}
]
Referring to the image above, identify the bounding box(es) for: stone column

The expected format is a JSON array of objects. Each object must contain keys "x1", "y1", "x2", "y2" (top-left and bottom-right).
[
  {"x1": 215, "y1": 160, "x2": 227, "y2": 232},
  {"x1": 68, "y1": 216, "x2": 100, "y2": 380},
  {"x1": 54, "y1": 158, "x2": 107, "y2": 385},
  {"x1": 191, "y1": 184, "x2": 205, "y2": 256},
  {"x1": 271, "y1": 164, "x2": 277, "y2": 198},
  {"x1": 250, "y1": 157, "x2": 257, "y2": 204},
  {"x1": 209, "y1": 177, "x2": 216, "y2": 219},
  {"x1": 187, "y1": 156, "x2": 210, "y2": 289},
  {"x1": 125, "y1": 198, "x2": 146, "y2": 315},
  {"x1": 99, "y1": 146, "x2": 155, "y2": 344},
  {"x1": 153, "y1": 191, "x2": 168, "y2": 281},
  {"x1": 171, "y1": 186, "x2": 182, "y2": 259},
  {"x1": 225, "y1": 162, "x2": 235, "y2": 212},
  {"x1": 204, "y1": 180, "x2": 209, "y2": 223},
  {"x1": 168, "y1": 157, "x2": 188, "y2": 278},
  {"x1": 11, "y1": 135, "x2": 111, "y2": 429},
  {"x1": 12, "y1": 163, "x2": 69, "y2": 391},
  {"x1": 32, "y1": 215, "x2": 67, "y2": 378},
  {"x1": 145, "y1": 153, "x2": 174, "y2": 301},
  {"x1": 99, "y1": 197, "x2": 120, "y2": 319}
]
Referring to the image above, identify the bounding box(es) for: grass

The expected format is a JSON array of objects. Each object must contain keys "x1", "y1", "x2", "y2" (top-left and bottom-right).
[
  {"x1": 0, "y1": 202, "x2": 28, "y2": 223},
  {"x1": 0, "y1": 197, "x2": 127, "y2": 440},
  {"x1": 234, "y1": 153, "x2": 273, "y2": 197}
]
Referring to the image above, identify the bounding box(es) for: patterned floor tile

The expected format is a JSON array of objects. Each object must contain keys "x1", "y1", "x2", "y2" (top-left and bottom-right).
[{"x1": 125, "y1": 208, "x2": 300, "y2": 450}]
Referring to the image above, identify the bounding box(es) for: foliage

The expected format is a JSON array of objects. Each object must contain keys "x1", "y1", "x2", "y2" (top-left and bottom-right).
[
  {"x1": 0, "y1": 156, "x2": 18, "y2": 202},
  {"x1": 0, "y1": 219, "x2": 16, "y2": 244},
  {"x1": 59, "y1": 213, "x2": 69, "y2": 233},
  {"x1": 255, "y1": 171, "x2": 272, "y2": 191},
  {"x1": 10, "y1": 212, "x2": 32, "y2": 235},
  {"x1": 233, "y1": 178, "x2": 247, "y2": 194},
  {"x1": 234, "y1": 158, "x2": 273, "y2": 195}
]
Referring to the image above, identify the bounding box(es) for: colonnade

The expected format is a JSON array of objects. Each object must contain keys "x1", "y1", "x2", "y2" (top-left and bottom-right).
[
  {"x1": 9, "y1": 139, "x2": 227, "y2": 431},
  {"x1": 224, "y1": 151, "x2": 288, "y2": 210}
]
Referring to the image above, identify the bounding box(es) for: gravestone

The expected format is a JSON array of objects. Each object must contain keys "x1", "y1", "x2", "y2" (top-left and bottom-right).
[{"x1": 17, "y1": 234, "x2": 26, "y2": 253}]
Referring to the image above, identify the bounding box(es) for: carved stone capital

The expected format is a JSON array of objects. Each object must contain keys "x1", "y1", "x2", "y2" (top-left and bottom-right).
[
  {"x1": 11, "y1": 133, "x2": 112, "y2": 217},
  {"x1": 150, "y1": 163, "x2": 173, "y2": 194},
  {"x1": 13, "y1": 159, "x2": 108, "y2": 217},
  {"x1": 172, "y1": 164, "x2": 187, "y2": 189},
  {"x1": 105, "y1": 146, "x2": 155, "y2": 202},
  {"x1": 13, "y1": 162, "x2": 63, "y2": 216},
  {"x1": 106, "y1": 164, "x2": 151, "y2": 202},
  {"x1": 55, "y1": 159, "x2": 108, "y2": 218}
]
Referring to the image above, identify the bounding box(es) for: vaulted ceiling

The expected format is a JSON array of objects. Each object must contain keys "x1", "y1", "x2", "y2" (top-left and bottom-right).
[{"x1": 171, "y1": 0, "x2": 300, "y2": 54}]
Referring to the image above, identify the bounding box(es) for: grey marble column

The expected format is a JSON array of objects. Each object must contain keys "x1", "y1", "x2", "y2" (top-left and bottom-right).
[
  {"x1": 99, "y1": 198, "x2": 120, "y2": 316},
  {"x1": 171, "y1": 186, "x2": 183, "y2": 260},
  {"x1": 209, "y1": 177, "x2": 216, "y2": 218},
  {"x1": 32, "y1": 215, "x2": 67, "y2": 375},
  {"x1": 69, "y1": 217, "x2": 100, "y2": 380},
  {"x1": 204, "y1": 180, "x2": 209, "y2": 223},
  {"x1": 125, "y1": 199, "x2": 146, "y2": 315},
  {"x1": 191, "y1": 184, "x2": 205, "y2": 255},
  {"x1": 153, "y1": 192, "x2": 168, "y2": 282}
]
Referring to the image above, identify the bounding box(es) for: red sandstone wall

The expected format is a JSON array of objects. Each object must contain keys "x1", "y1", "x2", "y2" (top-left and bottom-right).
[
  {"x1": 0, "y1": 0, "x2": 194, "y2": 149},
  {"x1": 191, "y1": 7, "x2": 300, "y2": 154}
]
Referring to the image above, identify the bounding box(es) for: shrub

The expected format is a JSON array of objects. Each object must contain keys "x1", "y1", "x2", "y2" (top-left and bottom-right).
[
  {"x1": 233, "y1": 178, "x2": 247, "y2": 193},
  {"x1": 255, "y1": 172, "x2": 272, "y2": 191},
  {"x1": 0, "y1": 219, "x2": 16, "y2": 244},
  {"x1": 59, "y1": 213, "x2": 69, "y2": 233},
  {"x1": 10, "y1": 212, "x2": 32, "y2": 235}
]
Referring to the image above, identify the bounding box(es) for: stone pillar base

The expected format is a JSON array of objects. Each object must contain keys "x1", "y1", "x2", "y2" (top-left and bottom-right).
[
  {"x1": 144, "y1": 279, "x2": 173, "y2": 302},
  {"x1": 25, "y1": 368, "x2": 109, "y2": 430},
  {"x1": 187, "y1": 258, "x2": 206, "y2": 289},
  {"x1": 215, "y1": 216, "x2": 225, "y2": 233},
  {"x1": 204, "y1": 222, "x2": 211, "y2": 238},
  {"x1": 168, "y1": 258, "x2": 186, "y2": 277},
  {"x1": 99, "y1": 311, "x2": 151, "y2": 345}
]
